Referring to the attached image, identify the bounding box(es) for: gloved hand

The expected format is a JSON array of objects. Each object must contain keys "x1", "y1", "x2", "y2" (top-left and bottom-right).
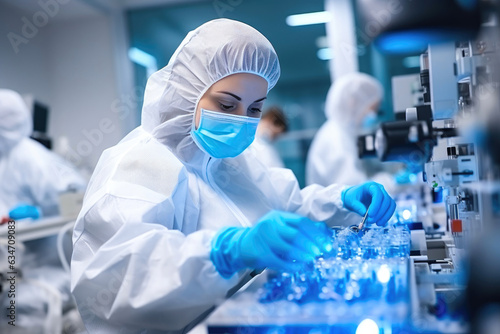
[
  {"x1": 9, "y1": 204, "x2": 41, "y2": 220},
  {"x1": 341, "y1": 181, "x2": 396, "y2": 226},
  {"x1": 210, "y1": 210, "x2": 333, "y2": 278}
]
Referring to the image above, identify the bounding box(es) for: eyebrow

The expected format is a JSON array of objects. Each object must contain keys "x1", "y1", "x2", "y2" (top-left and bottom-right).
[{"x1": 217, "y1": 91, "x2": 267, "y2": 103}]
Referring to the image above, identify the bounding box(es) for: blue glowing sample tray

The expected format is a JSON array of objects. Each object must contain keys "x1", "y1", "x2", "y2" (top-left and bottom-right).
[{"x1": 207, "y1": 226, "x2": 413, "y2": 333}]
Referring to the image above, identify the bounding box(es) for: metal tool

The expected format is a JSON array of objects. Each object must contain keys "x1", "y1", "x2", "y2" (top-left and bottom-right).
[{"x1": 350, "y1": 210, "x2": 369, "y2": 233}]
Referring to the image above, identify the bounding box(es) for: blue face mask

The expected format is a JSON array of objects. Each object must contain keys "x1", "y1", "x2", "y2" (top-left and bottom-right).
[
  {"x1": 361, "y1": 113, "x2": 378, "y2": 131},
  {"x1": 191, "y1": 108, "x2": 260, "y2": 159}
]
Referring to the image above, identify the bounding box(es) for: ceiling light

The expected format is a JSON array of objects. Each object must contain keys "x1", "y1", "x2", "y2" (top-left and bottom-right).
[
  {"x1": 286, "y1": 11, "x2": 331, "y2": 27},
  {"x1": 317, "y1": 48, "x2": 333, "y2": 61},
  {"x1": 128, "y1": 47, "x2": 158, "y2": 76}
]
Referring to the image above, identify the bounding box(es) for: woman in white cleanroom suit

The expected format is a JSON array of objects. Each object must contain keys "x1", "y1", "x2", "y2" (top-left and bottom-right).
[
  {"x1": 306, "y1": 73, "x2": 396, "y2": 191},
  {"x1": 71, "y1": 19, "x2": 396, "y2": 334}
]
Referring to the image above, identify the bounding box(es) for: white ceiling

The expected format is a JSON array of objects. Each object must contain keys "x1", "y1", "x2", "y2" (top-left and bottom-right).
[
  {"x1": 120, "y1": 0, "x2": 209, "y2": 9},
  {"x1": 1, "y1": 0, "x2": 101, "y2": 20},
  {"x1": 0, "y1": 0, "x2": 207, "y2": 20}
]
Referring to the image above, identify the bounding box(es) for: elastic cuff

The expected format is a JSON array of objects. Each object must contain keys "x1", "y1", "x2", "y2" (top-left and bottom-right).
[{"x1": 340, "y1": 186, "x2": 351, "y2": 208}]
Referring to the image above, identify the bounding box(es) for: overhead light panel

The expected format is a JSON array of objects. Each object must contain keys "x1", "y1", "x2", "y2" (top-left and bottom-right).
[
  {"x1": 286, "y1": 11, "x2": 331, "y2": 27},
  {"x1": 317, "y1": 48, "x2": 333, "y2": 61},
  {"x1": 128, "y1": 47, "x2": 158, "y2": 77}
]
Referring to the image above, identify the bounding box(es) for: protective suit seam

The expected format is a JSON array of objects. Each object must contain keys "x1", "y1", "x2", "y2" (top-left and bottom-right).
[
  {"x1": 144, "y1": 133, "x2": 186, "y2": 171},
  {"x1": 106, "y1": 131, "x2": 182, "y2": 200}
]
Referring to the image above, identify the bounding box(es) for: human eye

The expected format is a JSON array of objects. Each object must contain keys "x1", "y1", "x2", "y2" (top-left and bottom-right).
[
  {"x1": 248, "y1": 103, "x2": 263, "y2": 115},
  {"x1": 249, "y1": 107, "x2": 262, "y2": 114},
  {"x1": 219, "y1": 102, "x2": 235, "y2": 111}
]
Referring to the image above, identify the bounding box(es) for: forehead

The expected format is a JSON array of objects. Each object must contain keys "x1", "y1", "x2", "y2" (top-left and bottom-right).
[{"x1": 208, "y1": 73, "x2": 268, "y2": 95}]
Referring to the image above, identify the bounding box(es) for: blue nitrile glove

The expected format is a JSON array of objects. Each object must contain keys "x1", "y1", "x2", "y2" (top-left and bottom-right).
[
  {"x1": 9, "y1": 204, "x2": 41, "y2": 220},
  {"x1": 210, "y1": 210, "x2": 333, "y2": 278},
  {"x1": 341, "y1": 181, "x2": 396, "y2": 226}
]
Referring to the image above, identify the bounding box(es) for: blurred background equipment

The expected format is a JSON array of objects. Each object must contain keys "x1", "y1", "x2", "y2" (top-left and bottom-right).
[
  {"x1": 353, "y1": 0, "x2": 500, "y2": 333},
  {"x1": 356, "y1": 0, "x2": 482, "y2": 54},
  {"x1": 25, "y1": 98, "x2": 53, "y2": 150}
]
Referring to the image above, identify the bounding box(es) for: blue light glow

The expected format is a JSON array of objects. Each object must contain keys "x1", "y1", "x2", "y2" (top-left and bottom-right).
[
  {"x1": 377, "y1": 264, "x2": 391, "y2": 284},
  {"x1": 356, "y1": 319, "x2": 379, "y2": 334},
  {"x1": 402, "y1": 210, "x2": 412, "y2": 221},
  {"x1": 456, "y1": 0, "x2": 477, "y2": 10},
  {"x1": 409, "y1": 173, "x2": 417, "y2": 183},
  {"x1": 375, "y1": 30, "x2": 474, "y2": 54}
]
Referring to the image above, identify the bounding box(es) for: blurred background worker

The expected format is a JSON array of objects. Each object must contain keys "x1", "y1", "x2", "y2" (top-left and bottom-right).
[
  {"x1": 250, "y1": 106, "x2": 288, "y2": 168},
  {"x1": 305, "y1": 73, "x2": 396, "y2": 193},
  {"x1": 0, "y1": 89, "x2": 86, "y2": 220},
  {"x1": 0, "y1": 88, "x2": 88, "y2": 333}
]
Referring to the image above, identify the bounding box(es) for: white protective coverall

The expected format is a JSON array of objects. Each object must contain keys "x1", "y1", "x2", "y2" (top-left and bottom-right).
[
  {"x1": 0, "y1": 89, "x2": 86, "y2": 217},
  {"x1": 305, "y1": 73, "x2": 395, "y2": 191},
  {"x1": 71, "y1": 19, "x2": 359, "y2": 334}
]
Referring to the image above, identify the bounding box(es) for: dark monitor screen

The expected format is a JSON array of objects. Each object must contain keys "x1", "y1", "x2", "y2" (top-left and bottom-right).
[{"x1": 33, "y1": 101, "x2": 49, "y2": 133}]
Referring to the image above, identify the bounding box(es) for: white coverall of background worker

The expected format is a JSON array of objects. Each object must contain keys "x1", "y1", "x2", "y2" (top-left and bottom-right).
[
  {"x1": 0, "y1": 89, "x2": 86, "y2": 218},
  {"x1": 305, "y1": 73, "x2": 396, "y2": 192},
  {"x1": 71, "y1": 19, "x2": 395, "y2": 334}
]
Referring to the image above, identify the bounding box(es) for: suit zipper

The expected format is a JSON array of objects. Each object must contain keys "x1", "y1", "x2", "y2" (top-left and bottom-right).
[{"x1": 204, "y1": 157, "x2": 251, "y2": 227}]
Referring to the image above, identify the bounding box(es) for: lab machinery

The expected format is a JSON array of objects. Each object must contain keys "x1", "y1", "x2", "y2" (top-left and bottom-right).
[
  {"x1": 206, "y1": 1, "x2": 500, "y2": 333},
  {"x1": 356, "y1": 0, "x2": 500, "y2": 332}
]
